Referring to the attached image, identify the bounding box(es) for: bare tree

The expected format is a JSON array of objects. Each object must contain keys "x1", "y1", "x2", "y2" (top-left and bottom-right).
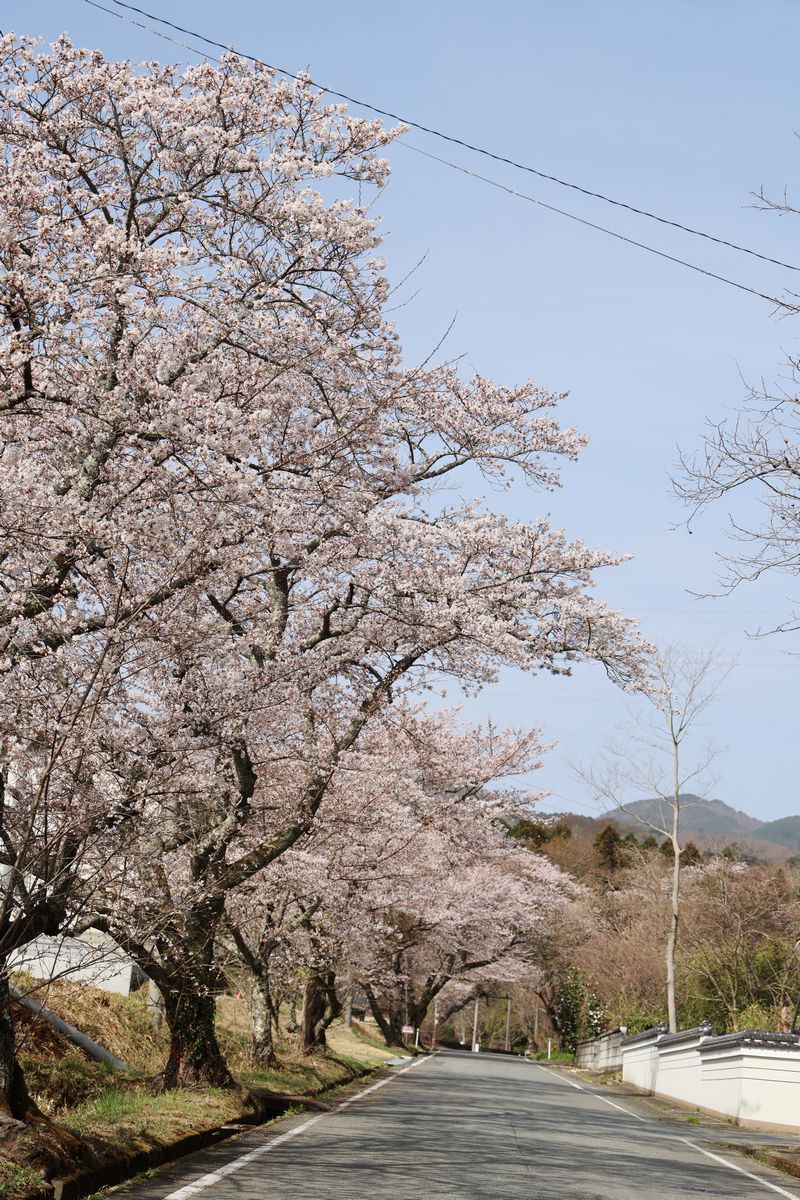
[
  {"x1": 676, "y1": 179, "x2": 800, "y2": 631},
  {"x1": 677, "y1": 378, "x2": 800, "y2": 631},
  {"x1": 577, "y1": 644, "x2": 732, "y2": 1031}
]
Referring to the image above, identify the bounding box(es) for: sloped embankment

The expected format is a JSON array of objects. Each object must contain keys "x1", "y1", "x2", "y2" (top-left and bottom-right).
[{"x1": 1, "y1": 979, "x2": 390, "y2": 1200}]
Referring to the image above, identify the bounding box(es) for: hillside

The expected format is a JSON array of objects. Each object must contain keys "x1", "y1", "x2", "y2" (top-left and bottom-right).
[
  {"x1": 755, "y1": 815, "x2": 800, "y2": 853},
  {"x1": 544, "y1": 797, "x2": 800, "y2": 863},
  {"x1": 598, "y1": 796, "x2": 762, "y2": 838},
  {"x1": 0, "y1": 974, "x2": 391, "y2": 1197}
]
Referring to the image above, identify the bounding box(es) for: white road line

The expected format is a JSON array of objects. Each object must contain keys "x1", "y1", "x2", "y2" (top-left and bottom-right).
[
  {"x1": 682, "y1": 1139, "x2": 800, "y2": 1200},
  {"x1": 529, "y1": 1063, "x2": 584, "y2": 1091},
  {"x1": 162, "y1": 1055, "x2": 434, "y2": 1200},
  {"x1": 526, "y1": 1061, "x2": 800, "y2": 1198},
  {"x1": 527, "y1": 1061, "x2": 647, "y2": 1121},
  {"x1": 588, "y1": 1092, "x2": 649, "y2": 1122}
]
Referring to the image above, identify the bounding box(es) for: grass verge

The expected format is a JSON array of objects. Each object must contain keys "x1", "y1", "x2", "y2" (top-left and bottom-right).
[
  {"x1": 0, "y1": 984, "x2": 394, "y2": 1200},
  {"x1": 528, "y1": 1049, "x2": 573, "y2": 1063}
]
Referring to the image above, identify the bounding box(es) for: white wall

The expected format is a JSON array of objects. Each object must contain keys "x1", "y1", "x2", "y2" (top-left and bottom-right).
[
  {"x1": 650, "y1": 1024, "x2": 712, "y2": 1109},
  {"x1": 9, "y1": 930, "x2": 145, "y2": 996},
  {"x1": 620, "y1": 1028, "x2": 664, "y2": 1093},
  {"x1": 702, "y1": 1041, "x2": 800, "y2": 1132},
  {"x1": 574, "y1": 1029, "x2": 623, "y2": 1072},
  {"x1": 622, "y1": 1027, "x2": 800, "y2": 1132}
]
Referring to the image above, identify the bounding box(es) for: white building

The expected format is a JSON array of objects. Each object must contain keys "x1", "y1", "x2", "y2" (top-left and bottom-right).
[{"x1": 9, "y1": 929, "x2": 146, "y2": 996}]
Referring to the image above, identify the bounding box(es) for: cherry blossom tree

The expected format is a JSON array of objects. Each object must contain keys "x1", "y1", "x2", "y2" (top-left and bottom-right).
[
  {"x1": 0, "y1": 608, "x2": 164, "y2": 1144},
  {"x1": 222, "y1": 711, "x2": 573, "y2": 1053},
  {"x1": 0, "y1": 33, "x2": 648, "y2": 1116},
  {"x1": 355, "y1": 828, "x2": 573, "y2": 1046},
  {"x1": 223, "y1": 887, "x2": 315, "y2": 1067},
  {"x1": 0, "y1": 30, "x2": 399, "y2": 1114},
  {"x1": 82, "y1": 413, "x2": 646, "y2": 1086},
  {"x1": 203, "y1": 711, "x2": 533, "y2": 1057}
]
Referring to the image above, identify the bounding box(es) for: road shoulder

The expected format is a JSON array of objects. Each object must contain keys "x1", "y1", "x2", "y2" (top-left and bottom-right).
[{"x1": 537, "y1": 1061, "x2": 800, "y2": 1193}]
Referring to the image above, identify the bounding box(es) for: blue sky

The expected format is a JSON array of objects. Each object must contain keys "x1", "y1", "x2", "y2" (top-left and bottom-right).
[{"x1": 19, "y1": 1, "x2": 800, "y2": 820}]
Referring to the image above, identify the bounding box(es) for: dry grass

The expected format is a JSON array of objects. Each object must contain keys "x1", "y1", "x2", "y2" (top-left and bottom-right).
[
  {"x1": 0, "y1": 979, "x2": 393, "y2": 1195},
  {"x1": 327, "y1": 1020, "x2": 401, "y2": 1062},
  {"x1": 12, "y1": 975, "x2": 166, "y2": 1075},
  {"x1": 241, "y1": 1046, "x2": 376, "y2": 1094},
  {"x1": 0, "y1": 979, "x2": 390, "y2": 1199},
  {"x1": 738, "y1": 1145, "x2": 800, "y2": 1182}
]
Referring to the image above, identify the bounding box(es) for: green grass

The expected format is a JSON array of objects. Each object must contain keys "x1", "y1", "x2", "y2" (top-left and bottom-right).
[
  {"x1": 57, "y1": 1049, "x2": 377, "y2": 1164},
  {"x1": 1, "y1": 984, "x2": 384, "y2": 1197},
  {"x1": 529, "y1": 1049, "x2": 572, "y2": 1063},
  {"x1": 19, "y1": 1053, "x2": 119, "y2": 1115},
  {"x1": 61, "y1": 1084, "x2": 246, "y2": 1160},
  {"x1": 240, "y1": 1050, "x2": 373, "y2": 1094},
  {"x1": 0, "y1": 1162, "x2": 47, "y2": 1200},
  {"x1": 80, "y1": 1088, "x2": 143, "y2": 1123}
]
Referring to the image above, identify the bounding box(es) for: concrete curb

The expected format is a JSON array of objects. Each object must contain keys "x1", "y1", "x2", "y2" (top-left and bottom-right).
[{"x1": 51, "y1": 1117, "x2": 262, "y2": 1200}]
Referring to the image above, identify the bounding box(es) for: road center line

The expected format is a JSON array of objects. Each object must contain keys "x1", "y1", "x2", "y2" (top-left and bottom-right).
[{"x1": 162, "y1": 1055, "x2": 435, "y2": 1200}]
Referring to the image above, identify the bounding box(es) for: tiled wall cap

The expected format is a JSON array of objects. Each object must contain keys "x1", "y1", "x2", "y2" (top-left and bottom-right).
[
  {"x1": 621, "y1": 1023, "x2": 669, "y2": 1046},
  {"x1": 658, "y1": 1021, "x2": 714, "y2": 1046},
  {"x1": 575, "y1": 1029, "x2": 624, "y2": 1048},
  {"x1": 699, "y1": 1030, "x2": 800, "y2": 1051}
]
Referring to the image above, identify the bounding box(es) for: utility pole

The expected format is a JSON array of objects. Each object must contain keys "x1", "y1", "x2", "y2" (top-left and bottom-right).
[
  {"x1": 472, "y1": 996, "x2": 480, "y2": 1052},
  {"x1": 504, "y1": 996, "x2": 512, "y2": 1052}
]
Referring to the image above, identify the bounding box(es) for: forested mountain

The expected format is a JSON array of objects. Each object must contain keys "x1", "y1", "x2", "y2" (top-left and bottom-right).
[
  {"x1": 547, "y1": 797, "x2": 800, "y2": 861},
  {"x1": 597, "y1": 796, "x2": 761, "y2": 838},
  {"x1": 756, "y1": 816, "x2": 800, "y2": 852}
]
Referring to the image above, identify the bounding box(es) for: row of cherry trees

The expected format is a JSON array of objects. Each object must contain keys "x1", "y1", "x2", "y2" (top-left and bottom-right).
[
  {"x1": 0, "y1": 35, "x2": 646, "y2": 1128},
  {"x1": 219, "y1": 712, "x2": 575, "y2": 1063}
]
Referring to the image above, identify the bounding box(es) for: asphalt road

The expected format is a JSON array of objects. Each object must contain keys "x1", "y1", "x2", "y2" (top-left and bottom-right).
[{"x1": 117, "y1": 1050, "x2": 800, "y2": 1200}]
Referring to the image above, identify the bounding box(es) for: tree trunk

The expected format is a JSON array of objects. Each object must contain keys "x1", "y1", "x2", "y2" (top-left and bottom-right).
[
  {"x1": 159, "y1": 986, "x2": 235, "y2": 1091},
  {"x1": 248, "y1": 976, "x2": 276, "y2": 1067},
  {"x1": 407, "y1": 978, "x2": 446, "y2": 1033},
  {"x1": 0, "y1": 967, "x2": 83, "y2": 1166},
  {"x1": 364, "y1": 985, "x2": 405, "y2": 1048},
  {"x1": 299, "y1": 971, "x2": 341, "y2": 1055},
  {"x1": 0, "y1": 970, "x2": 38, "y2": 1125},
  {"x1": 666, "y1": 745, "x2": 681, "y2": 1033},
  {"x1": 152, "y1": 884, "x2": 238, "y2": 1090},
  {"x1": 147, "y1": 977, "x2": 165, "y2": 1031},
  {"x1": 99, "y1": 925, "x2": 237, "y2": 1092},
  {"x1": 666, "y1": 849, "x2": 680, "y2": 1034}
]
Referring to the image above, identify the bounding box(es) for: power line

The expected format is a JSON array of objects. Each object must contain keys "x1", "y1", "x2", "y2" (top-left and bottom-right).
[
  {"x1": 79, "y1": 1, "x2": 800, "y2": 314},
  {"x1": 400, "y1": 143, "x2": 798, "y2": 312},
  {"x1": 88, "y1": 0, "x2": 800, "y2": 278},
  {"x1": 76, "y1": 0, "x2": 800, "y2": 314}
]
